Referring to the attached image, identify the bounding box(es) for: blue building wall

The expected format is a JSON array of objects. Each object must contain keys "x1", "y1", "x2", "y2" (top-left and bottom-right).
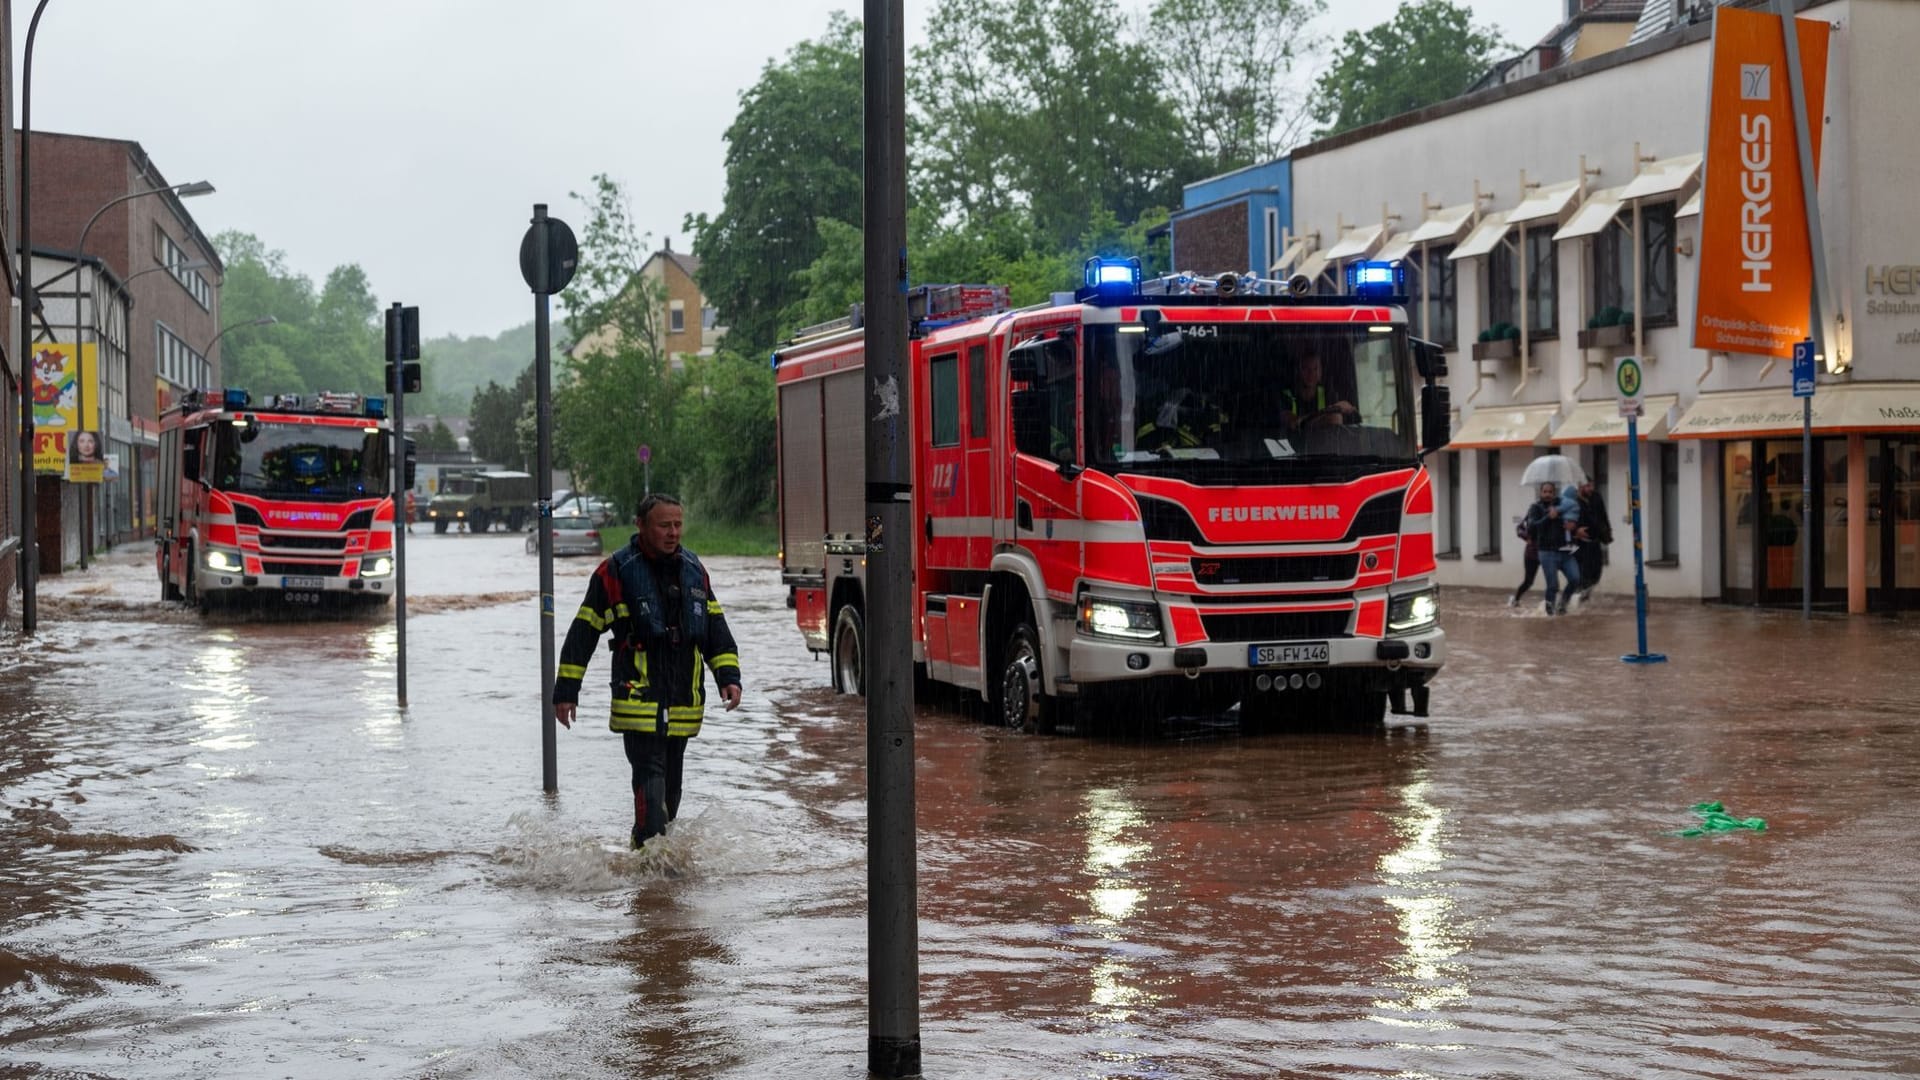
[{"x1": 1171, "y1": 158, "x2": 1291, "y2": 273}]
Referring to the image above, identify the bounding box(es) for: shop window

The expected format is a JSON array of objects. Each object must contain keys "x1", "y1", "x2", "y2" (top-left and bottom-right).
[
  {"x1": 1481, "y1": 450, "x2": 1502, "y2": 557},
  {"x1": 1659, "y1": 441, "x2": 1680, "y2": 561}
]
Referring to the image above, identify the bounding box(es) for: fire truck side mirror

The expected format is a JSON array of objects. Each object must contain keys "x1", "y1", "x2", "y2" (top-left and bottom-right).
[
  {"x1": 1421, "y1": 384, "x2": 1452, "y2": 455},
  {"x1": 1007, "y1": 339, "x2": 1042, "y2": 384},
  {"x1": 1011, "y1": 389, "x2": 1051, "y2": 458},
  {"x1": 1412, "y1": 337, "x2": 1447, "y2": 381}
]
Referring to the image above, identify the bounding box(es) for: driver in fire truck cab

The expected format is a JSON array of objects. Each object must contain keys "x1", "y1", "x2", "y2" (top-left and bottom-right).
[{"x1": 1280, "y1": 350, "x2": 1357, "y2": 435}]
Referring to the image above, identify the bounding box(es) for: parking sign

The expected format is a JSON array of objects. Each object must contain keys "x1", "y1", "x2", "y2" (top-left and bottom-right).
[{"x1": 1792, "y1": 339, "x2": 1816, "y2": 398}]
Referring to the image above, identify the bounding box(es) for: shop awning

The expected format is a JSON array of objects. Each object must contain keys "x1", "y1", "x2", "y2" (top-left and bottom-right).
[
  {"x1": 1374, "y1": 231, "x2": 1417, "y2": 263},
  {"x1": 1271, "y1": 235, "x2": 1312, "y2": 275},
  {"x1": 1406, "y1": 203, "x2": 1477, "y2": 245},
  {"x1": 1676, "y1": 189, "x2": 1702, "y2": 218},
  {"x1": 1671, "y1": 384, "x2": 1920, "y2": 440},
  {"x1": 1553, "y1": 395, "x2": 1678, "y2": 444},
  {"x1": 1323, "y1": 223, "x2": 1385, "y2": 262},
  {"x1": 1449, "y1": 212, "x2": 1511, "y2": 261},
  {"x1": 1554, "y1": 186, "x2": 1627, "y2": 241},
  {"x1": 1295, "y1": 249, "x2": 1330, "y2": 285},
  {"x1": 1619, "y1": 154, "x2": 1703, "y2": 202},
  {"x1": 1447, "y1": 404, "x2": 1559, "y2": 450},
  {"x1": 1507, "y1": 180, "x2": 1582, "y2": 227}
]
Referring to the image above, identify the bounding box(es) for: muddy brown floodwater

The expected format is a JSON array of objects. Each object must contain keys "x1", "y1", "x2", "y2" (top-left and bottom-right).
[{"x1": 3, "y1": 532, "x2": 1917, "y2": 1078}]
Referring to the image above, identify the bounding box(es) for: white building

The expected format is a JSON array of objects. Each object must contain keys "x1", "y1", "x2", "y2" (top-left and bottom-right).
[{"x1": 1281, "y1": 0, "x2": 1917, "y2": 612}]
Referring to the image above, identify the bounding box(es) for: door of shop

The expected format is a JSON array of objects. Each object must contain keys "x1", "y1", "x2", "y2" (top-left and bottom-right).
[
  {"x1": 1723, "y1": 439, "x2": 1818, "y2": 606},
  {"x1": 1868, "y1": 438, "x2": 1920, "y2": 612},
  {"x1": 1729, "y1": 437, "x2": 1920, "y2": 611}
]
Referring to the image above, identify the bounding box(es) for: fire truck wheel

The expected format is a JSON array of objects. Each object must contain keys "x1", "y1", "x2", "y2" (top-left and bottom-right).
[
  {"x1": 994, "y1": 622, "x2": 1056, "y2": 734},
  {"x1": 160, "y1": 549, "x2": 182, "y2": 602},
  {"x1": 830, "y1": 605, "x2": 865, "y2": 696},
  {"x1": 183, "y1": 543, "x2": 205, "y2": 612}
]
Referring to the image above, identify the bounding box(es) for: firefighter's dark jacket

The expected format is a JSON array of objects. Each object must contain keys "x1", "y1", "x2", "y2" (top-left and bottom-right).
[{"x1": 553, "y1": 540, "x2": 742, "y2": 736}]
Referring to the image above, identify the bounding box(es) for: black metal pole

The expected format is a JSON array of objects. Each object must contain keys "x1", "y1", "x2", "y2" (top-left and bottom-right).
[
  {"x1": 533, "y1": 204, "x2": 558, "y2": 795},
  {"x1": 863, "y1": 1, "x2": 920, "y2": 1075},
  {"x1": 388, "y1": 303, "x2": 409, "y2": 707},
  {"x1": 18, "y1": 0, "x2": 54, "y2": 634}
]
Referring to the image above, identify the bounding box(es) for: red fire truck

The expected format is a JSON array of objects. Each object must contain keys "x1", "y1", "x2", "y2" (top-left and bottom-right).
[
  {"x1": 156, "y1": 388, "x2": 404, "y2": 610},
  {"x1": 773, "y1": 258, "x2": 1452, "y2": 730}
]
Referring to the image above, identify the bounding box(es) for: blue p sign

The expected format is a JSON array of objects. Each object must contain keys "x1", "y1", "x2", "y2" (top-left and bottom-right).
[{"x1": 1792, "y1": 338, "x2": 1816, "y2": 398}]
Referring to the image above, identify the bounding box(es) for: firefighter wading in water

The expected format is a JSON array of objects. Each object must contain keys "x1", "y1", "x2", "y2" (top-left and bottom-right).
[{"x1": 554, "y1": 493, "x2": 743, "y2": 849}]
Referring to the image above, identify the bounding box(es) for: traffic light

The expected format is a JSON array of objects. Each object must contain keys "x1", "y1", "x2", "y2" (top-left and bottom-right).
[{"x1": 387, "y1": 361, "x2": 421, "y2": 394}]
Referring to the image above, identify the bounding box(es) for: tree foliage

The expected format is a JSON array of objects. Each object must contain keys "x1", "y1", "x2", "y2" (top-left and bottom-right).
[
  {"x1": 1310, "y1": 0, "x2": 1512, "y2": 138},
  {"x1": 213, "y1": 231, "x2": 382, "y2": 397},
  {"x1": 468, "y1": 367, "x2": 534, "y2": 470},
  {"x1": 685, "y1": 13, "x2": 864, "y2": 358},
  {"x1": 1146, "y1": 0, "x2": 1327, "y2": 172},
  {"x1": 411, "y1": 417, "x2": 459, "y2": 453}
]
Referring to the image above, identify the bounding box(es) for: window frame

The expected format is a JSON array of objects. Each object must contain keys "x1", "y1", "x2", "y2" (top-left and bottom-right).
[
  {"x1": 1413, "y1": 243, "x2": 1458, "y2": 349},
  {"x1": 1480, "y1": 450, "x2": 1503, "y2": 557},
  {"x1": 928, "y1": 351, "x2": 960, "y2": 448}
]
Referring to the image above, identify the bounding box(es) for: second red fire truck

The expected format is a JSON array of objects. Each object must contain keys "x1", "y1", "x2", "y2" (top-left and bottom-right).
[
  {"x1": 773, "y1": 258, "x2": 1453, "y2": 730},
  {"x1": 156, "y1": 388, "x2": 405, "y2": 611}
]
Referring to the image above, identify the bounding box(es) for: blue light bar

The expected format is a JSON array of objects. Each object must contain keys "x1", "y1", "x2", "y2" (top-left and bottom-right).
[
  {"x1": 365, "y1": 396, "x2": 386, "y2": 420},
  {"x1": 1084, "y1": 256, "x2": 1143, "y2": 291},
  {"x1": 1345, "y1": 259, "x2": 1406, "y2": 298},
  {"x1": 223, "y1": 387, "x2": 250, "y2": 410}
]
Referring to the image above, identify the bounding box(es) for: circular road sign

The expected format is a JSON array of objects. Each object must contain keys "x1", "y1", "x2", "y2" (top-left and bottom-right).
[
  {"x1": 519, "y1": 214, "x2": 579, "y2": 296},
  {"x1": 1615, "y1": 356, "x2": 1643, "y2": 398},
  {"x1": 637, "y1": 443, "x2": 652, "y2": 464}
]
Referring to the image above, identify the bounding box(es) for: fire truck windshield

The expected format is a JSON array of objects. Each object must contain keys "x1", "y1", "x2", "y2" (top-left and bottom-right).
[
  {"x1": 1086, "y1": 322, "x2": 1416, "y2": 477},
  {"x1": 211, "y1": 421, "x2": 391, "y2": 499}
]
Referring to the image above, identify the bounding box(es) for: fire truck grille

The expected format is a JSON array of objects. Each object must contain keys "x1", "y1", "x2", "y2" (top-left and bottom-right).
[
  {"x1": 262, "y1": 533, "x2": 348, "y2": 552},
  {"x1": 262, "y1": 560, "x2": 343, "y2": 576},
  {"x1": 1199, "y1": 610, "x2": 1351, "y2": 642},
  {"x1": 1190, "y1": 554, "x2": 1359, "y2": 586}
]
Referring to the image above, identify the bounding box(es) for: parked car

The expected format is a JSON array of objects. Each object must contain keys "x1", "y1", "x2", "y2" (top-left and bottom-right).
[
  {"x1": 559, "y1": 494, "x2": 616, "y2": 527},
  {"x1": 527, "y1": 514, "x2": 602, "y2": 557}
]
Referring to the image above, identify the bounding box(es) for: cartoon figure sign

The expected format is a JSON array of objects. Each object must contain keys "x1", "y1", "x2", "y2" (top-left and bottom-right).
[{"x1": 29, "y1": 343, "x2": 97, "y2": 474}]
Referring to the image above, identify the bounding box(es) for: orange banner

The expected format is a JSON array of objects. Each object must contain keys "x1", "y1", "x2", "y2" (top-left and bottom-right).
[{"x1": 1692, "y1": 8, "x2": 1831, "y2": 359}]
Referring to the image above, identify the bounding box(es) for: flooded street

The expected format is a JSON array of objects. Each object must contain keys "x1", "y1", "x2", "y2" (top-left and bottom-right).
[{"x1": 4, "y1": 533, "x2": 1919, "y2": 1078}]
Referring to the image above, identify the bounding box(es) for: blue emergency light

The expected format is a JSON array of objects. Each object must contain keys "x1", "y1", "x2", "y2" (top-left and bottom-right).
[
  {"x1": 365, "y1": 396, "x2": 386, "y2": 419},
  {"x1": 223, "y1": 387, "x2": 251, "y2": 410},
  {"x1": 1084, "y1": 256, "x2": 1142, "y2": 292},
  {"x1": 1345, "y1": 260, "x2": 1406, "y2": 299}
]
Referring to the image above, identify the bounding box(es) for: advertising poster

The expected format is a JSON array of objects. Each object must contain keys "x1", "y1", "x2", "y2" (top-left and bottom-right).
[
  {"x1": 30, "y1": 342, "x2": 99, "y2": 474},
  {"x1": 1692, "y1": 8, "x2": 1831, "y2": 358}
]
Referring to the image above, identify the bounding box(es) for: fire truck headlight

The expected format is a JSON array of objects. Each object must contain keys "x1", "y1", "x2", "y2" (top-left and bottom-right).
[
  {"x1": 362, "y1": 557, "x2": 394, "y2": 577},
  {"x1": 1077, "y1": 592, "x2": 1162, "y2": 642},
  {"x1": 204, "y1": 548, "x2": 243, "y2": 573},
  {"x1": 1387, "y1": 588, "x2": 1439, "y2": 634}
]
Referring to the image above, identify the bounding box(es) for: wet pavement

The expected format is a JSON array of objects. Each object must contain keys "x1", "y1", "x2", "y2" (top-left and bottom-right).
[{"x1": 3, "y1": 533, "x2": 1918, "y2": 1078}]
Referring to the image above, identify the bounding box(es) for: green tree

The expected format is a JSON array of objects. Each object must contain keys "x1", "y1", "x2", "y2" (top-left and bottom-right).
[
  {"x1": 1147, "y1": 0, "x2": 1327, "y2": 172},
  {"x1": 671, "y1": 353, "x2": 776, "y2": 521},
  {"x1": 553, "y1": 175, "x2": 680, "y2": 515},
  {"x1": 212, "y1": 230, "x2": 385, "y2": 398},
  {"x1": 412, "y1": 417, "x2": 458, "y2": 453},
  {"x1": 910, "y1": 0, "x2": 1184, "y2": 254},
  {"x1": 468, "y1": 366, "x2": 534, "y2": 470},
  {"x1": 685, "y1": 13, "x2": 864, "y2": 355},
  {"x1": 1310, "y1": 0, "x2": 1513, "y2": 138}
]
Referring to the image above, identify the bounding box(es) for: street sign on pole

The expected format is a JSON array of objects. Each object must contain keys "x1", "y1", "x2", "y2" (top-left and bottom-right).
[
  {"x1": 522, "y1": 204, "x2": 574, "y2": 794},
  {"x1": 1621, "y1": 411, "x2": 1668, "y2": 666},
  {"x1": 1614, "y1": 355, "x2": 1645, "y2": 418},
  {"x1": 637, "y1": 443, "x2": 651, "y2": 464},
  {"x1": 1792, "y1": 338, "x2": 1816, "y2": 398}
]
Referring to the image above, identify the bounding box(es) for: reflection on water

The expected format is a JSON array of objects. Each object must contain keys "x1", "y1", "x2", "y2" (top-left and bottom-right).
[{"x1": 3, "y1": 541, "x2": 1919, "y2": 1078}]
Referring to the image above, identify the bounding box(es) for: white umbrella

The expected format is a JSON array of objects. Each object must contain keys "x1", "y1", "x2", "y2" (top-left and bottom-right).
[{"x1": 1519, "y1": 454, "x2": 1586, "y2": 489}]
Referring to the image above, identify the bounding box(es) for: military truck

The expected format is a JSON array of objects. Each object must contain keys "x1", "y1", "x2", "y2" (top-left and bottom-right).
[{"x1": 426, "y1": 469, "x2": 536, "y2": 533}]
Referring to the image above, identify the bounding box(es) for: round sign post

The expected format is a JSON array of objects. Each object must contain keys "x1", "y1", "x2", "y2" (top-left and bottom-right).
[
  {"x1": 1613, "y1": 355, "x2": 1664, "y2": 665},
  {"x1": 524, "y1": 205, "x2": 579, "y2": 794}
]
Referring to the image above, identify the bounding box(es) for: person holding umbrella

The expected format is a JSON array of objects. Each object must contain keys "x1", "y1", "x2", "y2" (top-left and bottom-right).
[{"x1": 1522, "y1": 480, "x2": 1582, "y2": 614}]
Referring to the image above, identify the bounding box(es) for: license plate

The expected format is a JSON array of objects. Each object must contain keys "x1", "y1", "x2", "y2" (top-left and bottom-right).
[
  {"x1": 1249, "y1": 641, "x2": 1330, "y2": 667},
  {"x1": 281, "y1": 576, "x2": 325, "y2": 590}
]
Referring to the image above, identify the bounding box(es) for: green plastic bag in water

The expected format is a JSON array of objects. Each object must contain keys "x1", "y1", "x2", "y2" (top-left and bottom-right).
[{"x1": 1674, "y1": 800, "x2": 1767, "y2": 837}]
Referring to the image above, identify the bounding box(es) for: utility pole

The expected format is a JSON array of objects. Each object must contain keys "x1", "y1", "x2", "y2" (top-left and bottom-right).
[
  {"x1": 386, "y1": 303, "x2": 420, "y2": 706},
  {"x1": 864, "y1": 1, "x2": 920, "y2": 1075}
]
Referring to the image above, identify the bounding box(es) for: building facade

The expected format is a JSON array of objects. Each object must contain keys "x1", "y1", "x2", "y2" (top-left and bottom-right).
[
  {"x1": 1169, "y1": 159, "x2": 1292, "y2": 278},
  {"x1": 1267, "y1": 0, "x2": 1916, "y2": 613},
  {"x1": 570, "y1": 242, "x2": 725, "y2": 369},
  {"x1": 18, "y1": 131, "x2": 222, "y2": 551}
]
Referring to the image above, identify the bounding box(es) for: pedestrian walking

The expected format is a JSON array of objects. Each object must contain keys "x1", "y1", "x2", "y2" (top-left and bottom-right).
[
  {"x1": 1573, "y1": 479, "x2": 1613, "y2": 601},
  {"x1": 1521, "y1": 481, "x2": 1582, "y2": 615},
  {"x1": 1508, "y1": 517, "x2": 1540, "y2": 607},
  {"x1": 553, "y1": 493, "x2": 743, "y2": 850}
]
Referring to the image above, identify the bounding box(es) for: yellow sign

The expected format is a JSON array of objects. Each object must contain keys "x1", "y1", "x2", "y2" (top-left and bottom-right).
[{"x1": 29, "y1": 343, "x2": 97, "y2": 475}]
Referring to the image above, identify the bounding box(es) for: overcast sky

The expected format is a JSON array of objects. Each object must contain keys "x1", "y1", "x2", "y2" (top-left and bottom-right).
[{"x1": 12, "y1": 1, "x2": 1561, "y2": 340}]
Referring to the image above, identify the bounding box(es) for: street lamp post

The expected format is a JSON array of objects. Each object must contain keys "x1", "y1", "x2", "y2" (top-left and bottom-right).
[
  {"x1": 69, "y1": 182, "x2": 212, "y2": 569},
  {"x1": 18, "y1": 0, "x2": 55, "y2": 634},
  {"x1": 203, "y1": 315, "x2": 278, "y2": 361},
  {"x1": 85, "y1": 259, "x2": 211, "y2": 555}
]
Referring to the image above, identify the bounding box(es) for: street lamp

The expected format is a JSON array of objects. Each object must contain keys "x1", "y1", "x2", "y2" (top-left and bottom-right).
[
  {"x1": 203, "y1": 315, "x2": 278, "y2": 361},
  {"x1": 18, "y1": 0, "x2": 55, "y2": 634},
  {"x1": 68, "y1": 181, "x2": 213, "y2": 570}
]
